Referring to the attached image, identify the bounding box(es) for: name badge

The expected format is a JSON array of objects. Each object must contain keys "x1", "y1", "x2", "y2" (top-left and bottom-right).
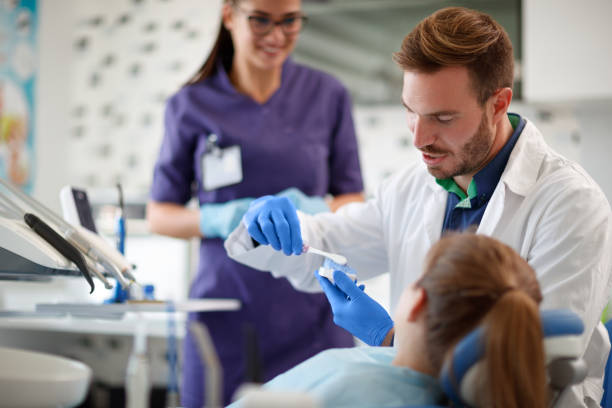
[{"x1": 201, "y1": 134, "x2": 243, "y2": 191}]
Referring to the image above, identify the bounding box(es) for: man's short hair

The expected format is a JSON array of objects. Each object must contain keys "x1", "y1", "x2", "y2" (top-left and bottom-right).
[{"x1": 393, "y1": 7, "x2": 514, "y2": 105}]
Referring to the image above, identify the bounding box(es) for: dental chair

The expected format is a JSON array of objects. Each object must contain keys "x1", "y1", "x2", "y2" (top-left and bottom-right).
[
  {"x1": 238, "y1": 309, "x2": 588, "y2": 408},
  {"x1": 428, "y1": 309, "x2": 587, "y2": 408}
]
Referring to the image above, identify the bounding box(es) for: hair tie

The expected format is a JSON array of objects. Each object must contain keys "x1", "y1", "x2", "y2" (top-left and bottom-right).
[{"x1": 499, "y1": 286, "x2": 518, "y2": 299}]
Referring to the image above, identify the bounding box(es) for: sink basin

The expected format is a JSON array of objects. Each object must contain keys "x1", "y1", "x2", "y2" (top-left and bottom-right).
[{"x1": 0, "y1": 346, "x2": 92, "y2": 408}]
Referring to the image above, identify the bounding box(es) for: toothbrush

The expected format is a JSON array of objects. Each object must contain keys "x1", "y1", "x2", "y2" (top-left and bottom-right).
[{"x1": 302, "y1": 244, "x2": 348, "y2": 265}]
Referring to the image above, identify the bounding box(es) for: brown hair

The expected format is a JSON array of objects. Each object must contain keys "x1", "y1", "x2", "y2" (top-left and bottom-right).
[
  {"x1": 417, "y1": 233, "x2": 547, "y2": 408},
  {"x1": 185, "y1": 0, "x2": 239, "y2": 86},
  {"x1": 393, "y1": 7, "x2": 514, "y2": 105}
]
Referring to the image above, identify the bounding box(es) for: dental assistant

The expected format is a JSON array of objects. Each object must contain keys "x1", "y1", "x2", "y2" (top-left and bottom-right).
[
  {"x1": 147, "y1": 0, "x2": 363, "y2": 406},
  {"x1": 227, "y1": 7, "x2": 612, "y2": 407}
]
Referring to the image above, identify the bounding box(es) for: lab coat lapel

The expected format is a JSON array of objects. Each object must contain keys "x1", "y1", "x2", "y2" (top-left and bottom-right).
[
  {"x1": 499, "y1": 120, "x2": 545, "y2": 197},
  {"x1": 477, "y1": 183, "x2": 505, "y2": 235},
  {"x1": 478, "y1": 119, "x2": 545, "y2": 236},
  {"x1": 423, "y1": 182, "x2": 446, "y2": 245}
]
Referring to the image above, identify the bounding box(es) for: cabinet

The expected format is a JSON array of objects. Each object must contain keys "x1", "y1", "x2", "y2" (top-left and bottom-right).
[{"x1": 522, "y1": 0, "x2": 612, "y2": 102}]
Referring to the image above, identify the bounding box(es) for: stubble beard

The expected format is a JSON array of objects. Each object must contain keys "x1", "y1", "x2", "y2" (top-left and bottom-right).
[{"x1": 426, "y1": 112, "x2": 494, "y2": 180}]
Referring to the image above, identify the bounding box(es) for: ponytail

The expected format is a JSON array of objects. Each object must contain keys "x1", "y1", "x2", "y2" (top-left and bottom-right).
[
  {"x1": 417, "y1": 233, "x2": 546, "y2": 406},
  {"x1": 184, "y1": 7, "x2": 235, "y2": 87},
  {"x1": 483, "y1": 290, "x2": 548, "y2": 408}
]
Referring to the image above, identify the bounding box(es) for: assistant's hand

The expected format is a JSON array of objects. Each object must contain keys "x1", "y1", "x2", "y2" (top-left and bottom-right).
[
  {"x1": 199, "y1": 197, "x2": 253, "y2": 239},
  {"x1": 316, "y1": 269, "x2": 394, "y2": 346},
  {"x1": 242, "y1": 196, "x2": 303, "y2": 255},
  {"x1": 276, "y1": 187, "x2": 329, "y2": 215}
]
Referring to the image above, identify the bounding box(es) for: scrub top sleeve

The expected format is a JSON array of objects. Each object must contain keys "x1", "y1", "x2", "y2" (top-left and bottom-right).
[
  {"x1": 150, "y1": 97, "x2": 197, "y2": 204},
  {"x1": 328, "y1": 86, "x2": 363, "y2": 196}
]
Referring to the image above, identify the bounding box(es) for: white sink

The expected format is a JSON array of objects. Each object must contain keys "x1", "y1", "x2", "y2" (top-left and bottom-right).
[{"x1": 0, "y1": 346, "x2": 92, "y2": 408}]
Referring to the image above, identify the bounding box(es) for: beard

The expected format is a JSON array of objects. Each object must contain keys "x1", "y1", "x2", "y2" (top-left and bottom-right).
[{"x1": 423, "y1": 111, "x2": 494, "y2": 180}]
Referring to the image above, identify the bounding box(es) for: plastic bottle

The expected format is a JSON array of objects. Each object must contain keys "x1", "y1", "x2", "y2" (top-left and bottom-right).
[
  {"x1": 143, "y1": 284, "x2": 155, "y2": 300},
  {"x1": 126, "y1": 321, "x2": 150, "y2": 408}
]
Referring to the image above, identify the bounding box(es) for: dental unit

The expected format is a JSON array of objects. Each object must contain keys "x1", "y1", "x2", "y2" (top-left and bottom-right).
[{"x1": 0, "y1": 177, "x2": 137, "y2": 293}]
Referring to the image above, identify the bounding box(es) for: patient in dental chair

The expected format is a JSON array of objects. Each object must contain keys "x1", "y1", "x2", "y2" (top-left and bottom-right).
[{"x1": 229, "y1": 233, "x2": 548, "y2": 408}]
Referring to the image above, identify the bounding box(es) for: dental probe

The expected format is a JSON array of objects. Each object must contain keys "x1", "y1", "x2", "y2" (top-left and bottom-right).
[
  {"x1": 84, "y1": 257, "x2": 113, "y2": 289},
  {"x1": 302, "y1": 244, "x2": 348, "y2": 265}
]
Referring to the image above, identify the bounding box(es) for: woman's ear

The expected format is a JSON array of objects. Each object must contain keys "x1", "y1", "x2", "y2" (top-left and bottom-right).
[
  {"x1": 222, "y1": 3, "x2": 234, "y2": 31},
  {"x1": 407, "y1": 287, "x2": 427, "y2": 322}
]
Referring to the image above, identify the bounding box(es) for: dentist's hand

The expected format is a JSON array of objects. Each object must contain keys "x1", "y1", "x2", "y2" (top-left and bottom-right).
[
  {"x1": 316, "y1": 269, "x2": 394, "y2": 346},
  {"x1": 199, "y1": 197, "x2": 254, "y2": 239},
  {"x1": 242, "y1": 196, "x2": 303, "y2": 255}
]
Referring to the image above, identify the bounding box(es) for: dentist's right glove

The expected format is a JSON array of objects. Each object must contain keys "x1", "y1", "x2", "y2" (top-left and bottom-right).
[
  {"x1": 316, "y1": 269, "x2": 394, "y2": 346},
  {"x1": 242, "y1": 195, "x2": 303, "y2": 255}
]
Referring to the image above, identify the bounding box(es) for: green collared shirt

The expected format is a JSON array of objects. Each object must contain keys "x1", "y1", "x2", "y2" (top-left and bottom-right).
[{"x1": 436, "y1": 114, "x2": 525, "y2": 231}]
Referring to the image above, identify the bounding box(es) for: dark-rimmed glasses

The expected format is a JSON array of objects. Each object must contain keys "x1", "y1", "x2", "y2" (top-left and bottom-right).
[{"x1": 236, "y1": 7, "x2": 308, "y2": 36}]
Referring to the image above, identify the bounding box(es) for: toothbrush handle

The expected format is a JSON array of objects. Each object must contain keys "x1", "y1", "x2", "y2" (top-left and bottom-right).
[{"x1": 306, "y1": 246, "x2": 329, "y2": 259}]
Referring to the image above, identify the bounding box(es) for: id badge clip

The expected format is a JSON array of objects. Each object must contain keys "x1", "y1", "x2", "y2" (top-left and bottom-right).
[{"x1": 201, "y1": 134, "x2": 243, "y2": 191}]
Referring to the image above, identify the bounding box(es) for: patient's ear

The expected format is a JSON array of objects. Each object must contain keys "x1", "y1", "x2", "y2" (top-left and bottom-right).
[{"x1": 407, "y1": 287, "x2": 427, "y2": 322}]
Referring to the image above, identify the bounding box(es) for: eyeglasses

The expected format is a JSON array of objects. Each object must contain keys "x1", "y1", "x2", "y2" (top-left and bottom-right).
[{"x1": 236, "y1": 7, "x2": 308, "y2": 36}]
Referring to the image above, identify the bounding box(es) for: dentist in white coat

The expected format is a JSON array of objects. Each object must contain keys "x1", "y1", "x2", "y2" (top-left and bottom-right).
[{"x1": 226, "y1": 7, "x2": 612, "y2": 407}]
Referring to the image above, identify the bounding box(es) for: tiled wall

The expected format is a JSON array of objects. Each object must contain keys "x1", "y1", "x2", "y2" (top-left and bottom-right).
[{"x1": 66, "y1": 0, "x2": 221, "y2": 192}]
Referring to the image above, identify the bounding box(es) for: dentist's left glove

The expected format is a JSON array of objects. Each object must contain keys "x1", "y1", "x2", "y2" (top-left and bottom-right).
[
  {"x1": 316, "y1": 269, "x2": 394, "y2": 346},
  {"x1": 199, "y1": 197, "x2": 254, "y2": 239}
]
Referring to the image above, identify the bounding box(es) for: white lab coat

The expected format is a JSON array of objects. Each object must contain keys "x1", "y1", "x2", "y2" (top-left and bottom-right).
[{"x1": 226, "y1": 118, "x2": 612, "y2": 407}]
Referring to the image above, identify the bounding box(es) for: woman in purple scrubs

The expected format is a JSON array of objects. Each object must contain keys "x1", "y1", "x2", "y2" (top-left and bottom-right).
[{"x1": 147, "y1": 0, "x2": 364, "y2": 406}]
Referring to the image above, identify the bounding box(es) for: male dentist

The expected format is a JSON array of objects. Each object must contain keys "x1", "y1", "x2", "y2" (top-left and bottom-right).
[{"x1": 226, "y1": 7, "x2": 612, "y2": 406}]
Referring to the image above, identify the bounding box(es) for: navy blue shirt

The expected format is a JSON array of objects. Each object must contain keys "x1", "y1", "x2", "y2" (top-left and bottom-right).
[{"x1": 439, "y1": 113, "x2": 526, "y2": 232}]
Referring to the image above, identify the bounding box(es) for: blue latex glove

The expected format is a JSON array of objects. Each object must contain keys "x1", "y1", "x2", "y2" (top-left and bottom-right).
[
  {"x1": 242, "y1": 195, "x2": 303, "y2": 255},
  {"x1": 316, "y1": 269, "x2": 394, "y2": 346},
  {"x1": 276, "y1": 187, "x2": 329, "y2": 215},
  {"x1": 199, "y1": 197, "x2": 254, "y2": 239}
]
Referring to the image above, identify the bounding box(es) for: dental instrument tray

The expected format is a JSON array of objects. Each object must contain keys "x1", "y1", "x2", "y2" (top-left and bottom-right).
[{"x1": 36, "y1": 299, "x2": 241, "y2": 319}]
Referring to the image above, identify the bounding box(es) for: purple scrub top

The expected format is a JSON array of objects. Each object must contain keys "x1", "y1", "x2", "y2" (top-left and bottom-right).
[{"x1": 151, "y1": 58, "x2": 363, "y2": 407}]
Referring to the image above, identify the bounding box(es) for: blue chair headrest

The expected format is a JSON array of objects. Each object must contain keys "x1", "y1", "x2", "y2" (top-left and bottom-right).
[{"x1": 440, "y1": 309, "x2": 584, "y2": 408}]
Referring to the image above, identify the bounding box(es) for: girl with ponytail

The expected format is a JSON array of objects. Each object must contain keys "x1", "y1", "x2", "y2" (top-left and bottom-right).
[
  {"x1": 230, "y1": 233, "x2": 548, "y2": 407},
  {"x1": 413, "y1": 233, "x2": 548, "y2": 407}
]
